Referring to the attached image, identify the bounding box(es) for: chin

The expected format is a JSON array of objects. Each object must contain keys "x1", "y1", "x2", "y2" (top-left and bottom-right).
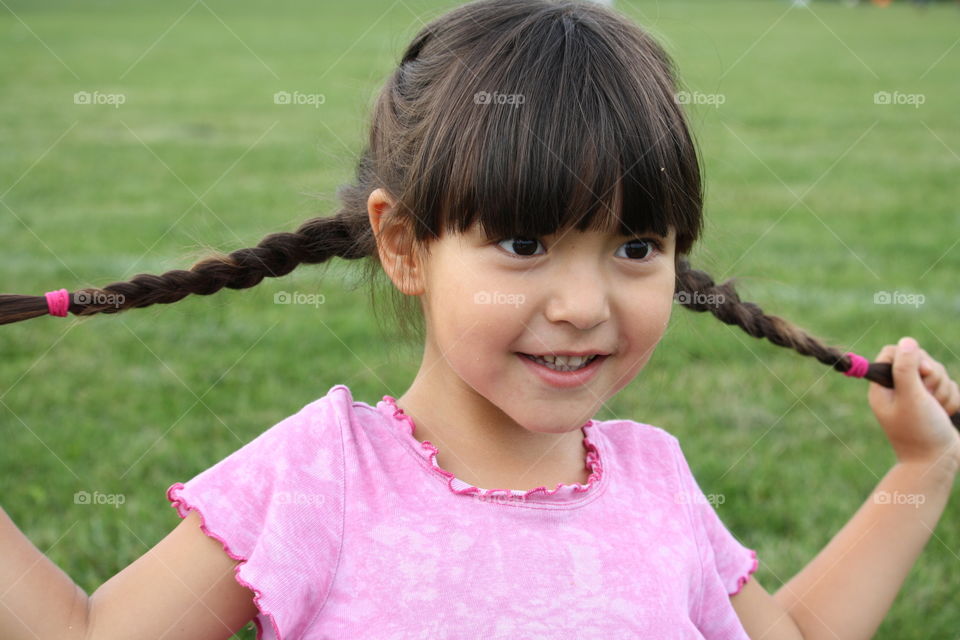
[{"x1": 508, "y1": 405, "x2": 595, "y2": 435}]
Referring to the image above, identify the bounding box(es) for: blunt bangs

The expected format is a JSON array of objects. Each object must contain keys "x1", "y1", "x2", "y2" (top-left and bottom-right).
[{"x1": 400, "y1": 2, "x2": 703, "y2": 255}]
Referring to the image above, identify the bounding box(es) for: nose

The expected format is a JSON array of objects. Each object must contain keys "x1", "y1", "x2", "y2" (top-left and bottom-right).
[{"x1": 542, "y1": 259, "x2": 611, "y2": 330}]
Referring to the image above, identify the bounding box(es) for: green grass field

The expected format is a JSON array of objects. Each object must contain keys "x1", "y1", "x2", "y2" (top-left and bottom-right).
[{"x1": 2, "y1": 1, "x2": 959, "y2": 637}]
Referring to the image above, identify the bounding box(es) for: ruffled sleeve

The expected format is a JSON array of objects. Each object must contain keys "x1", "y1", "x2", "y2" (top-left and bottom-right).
[
  {"x1": 166, "y1": 395, "x2": 345, "y2": 640},
  {"x1": 669, "y1": 436, "x2": 759, "y2": 637}
]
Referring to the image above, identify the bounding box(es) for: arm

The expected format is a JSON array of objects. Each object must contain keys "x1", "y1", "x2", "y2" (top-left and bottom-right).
[
  {"x1": 732, "y1": 337, "x2": 960, "y2": 639},
  {"x1": 1, "y1": 506, "x2": 259, "y2": 640},
  {"x1": 772, "y1": 459, "x2": 955, "y2": 640},
  {"x1": 731, "y1": 576, "x2": 804, "y2": 640}
]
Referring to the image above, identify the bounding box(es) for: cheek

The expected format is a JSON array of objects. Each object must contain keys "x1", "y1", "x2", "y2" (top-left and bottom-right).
[
  {"x1": 428, "y1": 271, "x2": 520, "y2": 358},
  {"x1": 647, "y1": 271, "x2": 677, "y2": 324},
  {"x1": 620, "y1": 279, "x2": 675, "y2": 358}
]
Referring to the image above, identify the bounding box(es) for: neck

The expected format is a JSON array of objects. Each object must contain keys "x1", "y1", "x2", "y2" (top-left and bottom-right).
[{"x1": 395, "y1": 343, "x2": 592, "y2": 492}]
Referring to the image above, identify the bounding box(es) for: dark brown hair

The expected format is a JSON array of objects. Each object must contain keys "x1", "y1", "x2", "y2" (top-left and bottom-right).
[{"x1": 0, "y1": 0, "x2": 887, "y2": 386}]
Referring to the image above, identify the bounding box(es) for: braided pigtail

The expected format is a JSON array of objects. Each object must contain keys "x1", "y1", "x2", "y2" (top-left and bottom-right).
[
  {"x1": 674, "y1": 257, "x2": 960, "y2": 430},
  {"x1": 0, "y1": 209, "x2": 375, "y2": 326},
  {"x1": 673, "y1": 257, "x2": 861, "y2": 372}
]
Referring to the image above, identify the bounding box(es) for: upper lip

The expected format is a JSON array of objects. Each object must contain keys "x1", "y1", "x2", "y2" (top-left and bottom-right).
[{"x1": 518, "y1": 351, "x2": 610, "y2": 357}]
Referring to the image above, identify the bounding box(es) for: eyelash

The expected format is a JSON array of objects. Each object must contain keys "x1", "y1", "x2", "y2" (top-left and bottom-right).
[{"x1": 494, "y1": 237, "x2": 664, "y2": 262}]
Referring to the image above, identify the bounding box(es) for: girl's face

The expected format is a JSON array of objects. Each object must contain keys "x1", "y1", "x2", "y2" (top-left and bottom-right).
[{"x1": 406, "y1": 209, "x2": 677, "y2": 435}]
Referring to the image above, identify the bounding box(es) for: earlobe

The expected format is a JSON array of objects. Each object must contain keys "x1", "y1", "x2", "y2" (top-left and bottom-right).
[{"x1": 366, "y1": 188, "x2": 424, "y2": 296}]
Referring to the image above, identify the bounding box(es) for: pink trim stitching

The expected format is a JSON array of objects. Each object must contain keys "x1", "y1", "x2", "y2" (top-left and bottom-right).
[
  {"x1": 166, "y1": 482, "x2": 279, "y2": 640},
  {"x1": 729, "y1": 548, "x2": 759, "y2": 596},
  {"x1": 380, "y1": 395, "x2": 604, "y2": 500}
]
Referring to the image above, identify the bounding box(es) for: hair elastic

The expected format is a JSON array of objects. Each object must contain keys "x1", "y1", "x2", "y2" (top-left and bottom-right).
[
  {"x1": 44, "y1": 288, "x2": 70, "y2": 317},
  {"x1": 843, "y1": 352, "x2": 870, "y2": 378}
]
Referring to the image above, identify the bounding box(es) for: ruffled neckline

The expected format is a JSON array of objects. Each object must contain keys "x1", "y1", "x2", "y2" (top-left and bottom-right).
[{"x1": 378, "y1": 395, "x2": 605, "y2": 504}]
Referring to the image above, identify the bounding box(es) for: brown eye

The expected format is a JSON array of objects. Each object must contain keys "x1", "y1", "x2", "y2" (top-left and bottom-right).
[
  {"x1": 615, "y1": 238, "x2": 661, "y2": 261},
  {"x1": 497, "y1": 237, "x2": 544, "y2": 257}
]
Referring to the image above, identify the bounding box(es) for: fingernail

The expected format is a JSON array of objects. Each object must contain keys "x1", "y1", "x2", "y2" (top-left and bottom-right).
[{"x1": 899, "y1": 337, "x2": 918, "y2": 352}]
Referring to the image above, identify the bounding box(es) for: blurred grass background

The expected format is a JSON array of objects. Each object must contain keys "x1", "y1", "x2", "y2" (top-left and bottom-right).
[{"x1": 1, "y1": 0, "x2": 958, "y2": 637}]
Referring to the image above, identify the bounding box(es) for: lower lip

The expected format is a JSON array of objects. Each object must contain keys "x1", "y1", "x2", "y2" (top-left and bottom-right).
[{"x1": 517, "y1": 353, "x2": 607, "y2": 388}]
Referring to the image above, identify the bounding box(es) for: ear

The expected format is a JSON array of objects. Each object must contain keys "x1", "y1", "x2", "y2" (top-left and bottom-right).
[{"x1": 367, "y1": 188, "x2": 425, "y2": 296}]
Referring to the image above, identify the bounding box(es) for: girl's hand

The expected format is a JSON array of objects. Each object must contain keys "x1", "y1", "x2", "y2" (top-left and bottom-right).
[{"x1": 868, "y1": 336, "x2": 960, "y2": 472}]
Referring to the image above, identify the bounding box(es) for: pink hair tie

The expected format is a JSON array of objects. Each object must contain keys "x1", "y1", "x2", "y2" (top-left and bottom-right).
[
  {"x1": 843, "y1": 352, "x2": 870, "y2": 378},
  {"x1": 44, "y1": 288, "x2": 70, "y2": 317}
]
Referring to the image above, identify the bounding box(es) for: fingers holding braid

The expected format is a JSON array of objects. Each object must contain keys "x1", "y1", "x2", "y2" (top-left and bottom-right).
[
  {"x1": 896, "y1": 343, "x2": 960, "y2": 415},
  {"x1": 917, "y1": 347, "x2": 960, "y2": 416}
]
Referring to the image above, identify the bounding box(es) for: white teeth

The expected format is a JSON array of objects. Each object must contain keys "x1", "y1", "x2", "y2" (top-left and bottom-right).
[
  {"x1": 557, "y1": 355, "x2": 587, "y2": 368},
  {"x1": 526, "y1": 354, "x2": 598, "y2": 371}
]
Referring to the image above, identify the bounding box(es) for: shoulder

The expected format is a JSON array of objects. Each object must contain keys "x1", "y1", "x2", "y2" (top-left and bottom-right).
[
  {"x1": 589, "y1": 418, "x2": 688, "y2": 496},
  {"x1": 284, "y1": 383, "x2": 357, "y2": 430},
  {"x1": 175, "y1": 384, "x2": 358, "y2": 490},
  {"x1": 166, "y1": 385, "x2": 357, "y2": 639},
  {"x1": 295, "y1": 383, "x2": 381, "y2": 433},
  {"x1": 590, "y1": 417, "x2": 684, "y2": 470},
  {"x1": 248, "y1": 384, "x2": 356, "y2": 448}
]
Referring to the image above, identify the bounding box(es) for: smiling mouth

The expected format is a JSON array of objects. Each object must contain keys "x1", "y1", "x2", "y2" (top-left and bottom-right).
[{"x1": 518, "y1": 353, "x2": 602, "y2": 372}]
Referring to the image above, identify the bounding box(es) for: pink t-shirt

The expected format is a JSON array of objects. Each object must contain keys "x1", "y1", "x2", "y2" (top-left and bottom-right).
[{"x1": 167, "y1": 384, "x2": 758, "y2": 639}]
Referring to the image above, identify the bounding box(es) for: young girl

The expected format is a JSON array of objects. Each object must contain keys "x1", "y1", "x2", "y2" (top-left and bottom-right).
[{"x1": 2, "y1": 0, "x2": 958, "y2": 638}]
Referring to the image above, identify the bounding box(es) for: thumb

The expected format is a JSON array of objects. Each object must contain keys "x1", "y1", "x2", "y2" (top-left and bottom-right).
[{"x1": 892, "y1": 336, "x2": 924, "y2": 395}]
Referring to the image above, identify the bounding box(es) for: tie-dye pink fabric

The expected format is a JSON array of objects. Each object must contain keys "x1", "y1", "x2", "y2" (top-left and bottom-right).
[{"x1": 167, "y1": 384, "x2": 758, "y2": 639}]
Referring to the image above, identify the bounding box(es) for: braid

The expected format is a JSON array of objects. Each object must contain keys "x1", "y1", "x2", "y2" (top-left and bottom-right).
[
  {"x1": 674, "y1": 257, "x2": 899, "y2": 389},
  {"x1": 0, "y1": 210, "x2": 374, "y2": 326}
]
